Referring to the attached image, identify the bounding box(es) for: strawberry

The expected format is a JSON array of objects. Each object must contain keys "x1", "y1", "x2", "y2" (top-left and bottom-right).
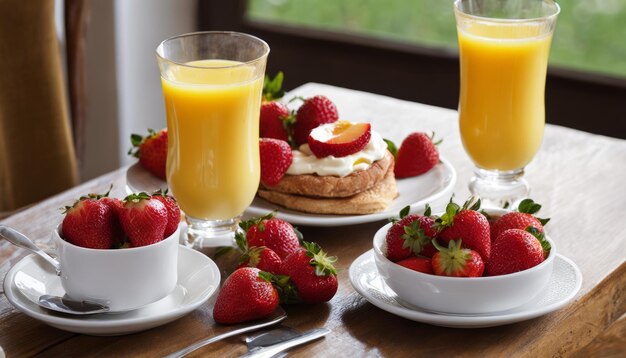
[
  {"x1": 436, "y1": 197, "x2": 491, "y2": 261},
  {"x1": 119, "y1": 192, "x2": 168, "y2": 247},
  {"x1": 61, "y1": 191, "x2": 122, "y2": 249},
  {"x1": 260, "y1": 101, "x2": 291, "y2": 142},
  {"x1": 487, "y1": 227, "x2": 551, "y2": 276},
  {"x1": 292, "y1": 95, "x2": 339, "y2": 146},
  {"x1": 239, "y1": 212, "x2": 301, "y2": 260},
  {"x1": 393, "y1": 132, "x2": 441, "y2": 178},
  {"x1": 212, "y1": 267, "x2": 279, "y2": 324},
  {"x1": 99, "y1": 196, "x2": 125, "y2": 245},
  {"x1": 235, "y1": 232, "x2": 283, "y2": 275},
  {"x1": 396, "y1": 257, "x2": 434, "y2": 274},
  {"x1": 431, "y1": 239, "x2": 484, "y2": 277},
  {"x1": 259, "y1": 138, "x2": 293, "y2": 186},
  {"x1": 308, "y1": 121, "x2": 371, "y2": 158},
  {"x1": 151, "y1": 189, "x2": 181, "y2": 238},
  {"x1": 128, "y1": 128, "x2": 168, "y2": 180},
  {"x1": 281, "y1": 241, "x2": 338, "y2": 304},
  {"x1": 491, "y1": 198, "x2": 550, "y2": 241},
  {"x1": 385, "y1": 205, "x2": 437, "y2": 262}
]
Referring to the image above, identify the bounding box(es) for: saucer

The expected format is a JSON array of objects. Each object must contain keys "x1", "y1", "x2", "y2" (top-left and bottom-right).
[
  {"x1": 126, "y1": 162, "x2": 168, "y2": 194},
  {"x1": 349, "y1": 250, "x2": 582, "y2": 328},
  {"x1": 4, "y1": 245, "x2": 220, "y2": 335}
]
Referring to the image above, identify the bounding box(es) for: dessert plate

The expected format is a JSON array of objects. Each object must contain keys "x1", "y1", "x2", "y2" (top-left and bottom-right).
[
  {"x1": 4, "y1": 246, "x2": 220, "y2": 335},
  {"x1": 248, "y1": 157, "x2": 456, "y2": 226},
  {"x1": 349, "y1": 250, "x2": 582, "y2": 328},
  {"x1": 126, "y1": 157, "x2": 456, "y2": 227}
]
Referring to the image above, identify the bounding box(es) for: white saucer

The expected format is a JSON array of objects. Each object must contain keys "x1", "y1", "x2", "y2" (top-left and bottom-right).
[
  {"x1": 4, "y1": 245, "x2": 220, "y2": 335},
  {"x1": 349, "y1": 250, "x2": 582, "y2": 328},
  {"x1": 126, "y1": 162, "x2": 168, "y2": 194},
  {"x1": 248, "y1": 157, "x2": 456, "y2": 226}
]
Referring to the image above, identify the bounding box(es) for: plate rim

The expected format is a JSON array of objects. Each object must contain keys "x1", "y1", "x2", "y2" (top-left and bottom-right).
[
  {"x1": 247, "y1": 156, "x2": 457, "y2": 227},
  {"x1": 3, "y1": 245, "x2": 220, "y2": 332},
  {"x1": 348, "y1": 249, "x2": 582, "y2": 327}
]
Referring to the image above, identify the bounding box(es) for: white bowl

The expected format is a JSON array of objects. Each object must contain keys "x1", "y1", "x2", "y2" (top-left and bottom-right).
[
  {"x1": 373, "y1": 208, "x2": 555, "y2": 315},
  {"x1": 53, "y1": 224, "x2": 180, "y2": 312}
]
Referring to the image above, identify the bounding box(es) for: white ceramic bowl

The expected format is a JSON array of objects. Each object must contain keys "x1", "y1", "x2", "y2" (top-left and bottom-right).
[
  {"x1": 53, "y1": 224, "x2": 180, "y2": 312},
  {"x1": 373, "y1": 208, "x2": 556, "y2": 315}
]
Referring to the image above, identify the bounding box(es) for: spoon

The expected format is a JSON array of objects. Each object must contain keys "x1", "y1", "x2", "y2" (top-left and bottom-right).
[
  {"x1": 0, "y1": 225, "x2": 61, "y2": 275},
  {"x1": 1, "y1": 225, "x2": 111, "y2": 315}
]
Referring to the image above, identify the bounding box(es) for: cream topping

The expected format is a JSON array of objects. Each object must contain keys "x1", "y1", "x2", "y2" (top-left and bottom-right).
[{"x1": 286, "y1": 130, "x2": 388, "y2": 177}]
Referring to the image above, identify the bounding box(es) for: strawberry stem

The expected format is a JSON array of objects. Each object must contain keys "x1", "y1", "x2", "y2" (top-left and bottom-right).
[{"x1": 302, "y1": 241, "x2": 337, "y2": 276}]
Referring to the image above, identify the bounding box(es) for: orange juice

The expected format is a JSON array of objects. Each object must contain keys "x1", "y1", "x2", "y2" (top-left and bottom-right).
[
  {"x1": 161, "y1": 59, "x2": 262, "y2": 220},
  {"x1": 458, "y1": 24, "x2": 552, "y2": 171}
]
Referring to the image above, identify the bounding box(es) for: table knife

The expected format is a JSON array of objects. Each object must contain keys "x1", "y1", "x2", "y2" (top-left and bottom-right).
[{"x1": 240, "y1": 327, "x2": 330, "y2": 358}]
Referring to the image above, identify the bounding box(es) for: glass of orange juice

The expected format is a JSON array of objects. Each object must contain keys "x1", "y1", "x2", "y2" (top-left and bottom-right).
[
  {"x1": 156, "y1": 32, "x2": 268, "y2": 248},
  {"x1": 455, "y1": 0, "x2": 559, "y2": 207}
]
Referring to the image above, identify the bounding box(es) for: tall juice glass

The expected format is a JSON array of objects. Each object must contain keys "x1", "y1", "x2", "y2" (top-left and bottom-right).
[
  {"x1": 454, "y1": 0, "x2": 559, "y2": 207},
  {"x1": 156, "y1": 32, "x2": 269, "y2": 248}
]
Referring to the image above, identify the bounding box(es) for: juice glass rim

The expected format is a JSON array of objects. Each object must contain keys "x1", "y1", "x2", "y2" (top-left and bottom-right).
[
  {"x1": 155, "y1": 31, "x2": 270, "y2": 70},
  {"x1": 454, "y1": 0, "x2": 560, "y2": 24}
]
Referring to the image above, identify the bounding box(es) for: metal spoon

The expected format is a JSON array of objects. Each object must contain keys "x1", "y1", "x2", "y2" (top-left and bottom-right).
[
  {"x1": 0, "y1": 225, "x2": 61, "y2": 275},
  {"x1": 1, "y1": 224, "x2": 111, "y2": 315}
]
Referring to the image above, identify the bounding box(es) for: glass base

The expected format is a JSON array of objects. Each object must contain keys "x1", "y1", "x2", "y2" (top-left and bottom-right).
[
  {"x1": 183, "y1": 216, "x2": 239, "y2": 249},
  {"x1": 469, "y1": 168, "x2": 530, "y2": 209}
]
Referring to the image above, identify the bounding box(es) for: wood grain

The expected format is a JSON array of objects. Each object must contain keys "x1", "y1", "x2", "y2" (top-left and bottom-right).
[{"x1": 1, "y1": 84, "x2": 625, "y2": 357}]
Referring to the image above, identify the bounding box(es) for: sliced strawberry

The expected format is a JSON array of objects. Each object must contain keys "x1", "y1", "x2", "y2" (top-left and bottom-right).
[
  {"x1": 307, "y1": 121, "x2": 371, "y2": 158},
  {"x1": 394, "y1": 132, "x2": 440, "y2": 178},
  {"x1": 431, "y1": 239, "x2": 484, "y2": 277},
  {"x1": 129, "y1": 128, "x2": 168, "y2": 180},
  {"x1": 396, "y1": 257, "x2": 434, "y2": 274},
  {"x1": 119, "y1": 192, "x2": 168, "y2": 247},
  {"x1": 292, "y1": 95, "x2": 339, "y2": 146},
  {"x1": 259, "y1": 138, "x2": 293, "y2": 186}
]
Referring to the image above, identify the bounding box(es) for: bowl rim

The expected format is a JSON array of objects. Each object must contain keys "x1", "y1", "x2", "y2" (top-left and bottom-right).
[
  {"x1": 373, "y1": 210, "x2": 556, "y2": 281},
  {"x1": 54, "y1": 223, "x2": 180, "y2": 253}
]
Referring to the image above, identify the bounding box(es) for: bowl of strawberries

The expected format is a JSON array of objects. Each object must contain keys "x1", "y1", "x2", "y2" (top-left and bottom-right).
[
  {"x1": 54, "y1": 189, "x2": 182, "y2": 312},
  {"x1": 373, "y1": 197, "x2": 555, "y2": 315}
]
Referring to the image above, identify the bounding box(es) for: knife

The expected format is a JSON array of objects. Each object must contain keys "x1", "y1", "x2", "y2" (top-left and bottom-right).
[{"x1": 240, "y1": 328, "x2": 330, "y2": 358}]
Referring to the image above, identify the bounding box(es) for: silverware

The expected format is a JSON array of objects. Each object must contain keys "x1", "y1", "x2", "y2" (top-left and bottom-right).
[
  {"x1": 38, "y1": 294, "x2": 110, "y2": 315},
  {"x1": 246, "y1": 326, "x2": 301, "y2": 348},
  {"x1": 165, "y1": 307, "x2": 287, "y2": 358},
  {"x1": 0, "y1": 225, "x2": 61, "y2": 274},
  {"x1": 240, "y1": 328, "x2": 331, "y2": 358}
]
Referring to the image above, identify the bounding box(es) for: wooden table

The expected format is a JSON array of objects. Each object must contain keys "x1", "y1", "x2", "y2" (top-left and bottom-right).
[{"x1": 1, "y1": 84, "x2": 625, "y2": 357}]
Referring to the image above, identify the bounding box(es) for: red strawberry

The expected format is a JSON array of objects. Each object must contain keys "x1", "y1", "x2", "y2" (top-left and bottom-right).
[
  {"x1": 394, "y1": 132, "x2": 440, "y2": 178},
  {"x1": 119, "y1": 192, "x2": 168, "y2": 247},
  {"x1": 293, "y1": 95, "x2": 339, "y2": 146},
  {"x1": 62, "y1": 193, "x2": 120, "y2": 249},
  {"x1": 239, "y1": 212, "x2": 301, "y2": 260},
  {"x1": 259, "y1": 138, "x2": 293, "y2": 186},
  {"x1": 487, "y1": 228, "x2": 551, "y2": 276},
  {"x1": 151, "y1": 189, "x2": 181, "y2": 238},
  {"x1": 281, "y1": 241, "x2": 338, "y2": 304},
  {"x1": 431, "y1": 239, "x2": 484, "y2": 277},
  {"x1": 99, "y1": 196, "x2": 125, "y2": 245},
  {"x1": 212, "y1": 267, "x2": 279, "y2": 324},
  {"x1": 436, "y1": 197, "x2": 491, "y2": 261},
  {"x1": 260, "y1": 101, "x2": 291, "y2": 142},
  {"x1": 385, "y1": 205, "x2": 437, "y2": 262},
  {"x1": 235, "y1": 232, "x2": 283, "y2": 275},
  {"x1": 396, "y1": 257, "x2": 434, "y2": 274},
  {"x1": 308, "y1": 121, "x2": 371, "y2": 158},
  {"x1": 491, "y1": 199, "x2": 550, "y2": 241},
  {"x1": 129, "y1": 128, "x2": 168, "y2": 180}
]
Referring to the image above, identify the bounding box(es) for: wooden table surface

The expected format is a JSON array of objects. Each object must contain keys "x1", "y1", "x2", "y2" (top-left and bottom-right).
[{"x1": 1, "y1": 84, "x2": 625, "y2": 357}]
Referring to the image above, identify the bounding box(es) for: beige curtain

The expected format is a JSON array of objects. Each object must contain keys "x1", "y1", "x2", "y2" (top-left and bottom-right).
[{"x1": 0, "y1": 0, "x2": 78, "y2": 214}]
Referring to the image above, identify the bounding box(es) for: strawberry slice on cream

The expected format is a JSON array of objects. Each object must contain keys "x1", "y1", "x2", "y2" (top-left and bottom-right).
[{"x1": 308, "y1": 121, "x2": 371, "y2": 158}]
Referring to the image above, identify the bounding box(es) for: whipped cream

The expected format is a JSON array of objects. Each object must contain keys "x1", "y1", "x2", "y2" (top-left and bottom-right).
[{"x1": 286, "y1": 130, "x2": 388, "y2": 177}]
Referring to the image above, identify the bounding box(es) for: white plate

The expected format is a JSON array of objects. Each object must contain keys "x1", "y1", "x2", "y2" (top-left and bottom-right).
[
  {"x1": 248, "y1": 157, "x2": 456, "y2": 226},
  {"x1": 4, "y1": 245, "x2": 220, "y2": 336},
  {"x1": 126, "y1": 157, "x2": 456, "y2": 227},
  {"x1": 349, "y1": 250, "x2": 582, "y2": 328},
  {"x1": 126, "y1": 162, "x2": 168, "y2": 194}
]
